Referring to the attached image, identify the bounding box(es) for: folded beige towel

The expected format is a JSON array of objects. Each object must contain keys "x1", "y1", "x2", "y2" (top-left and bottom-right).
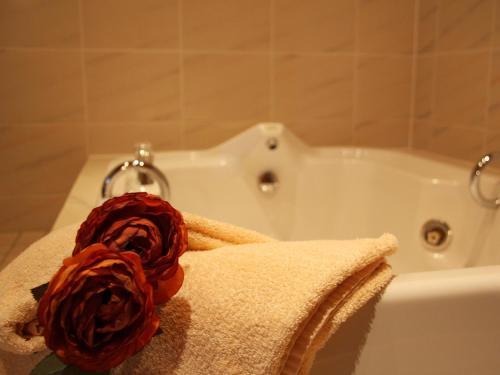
[{"x1": 0, "y1": 214, "x2": 397, "y2": 375}]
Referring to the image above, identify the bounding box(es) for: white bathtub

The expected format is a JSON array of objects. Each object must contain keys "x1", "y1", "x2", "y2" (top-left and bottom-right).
[{"x1": 54, "y1": 123, "x2": 500, "y2": 374}]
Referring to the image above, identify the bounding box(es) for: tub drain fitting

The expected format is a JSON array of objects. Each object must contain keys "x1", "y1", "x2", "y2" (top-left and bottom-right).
[{"x1": 421, "y1": 219, "x2": 452, "y2": 251}]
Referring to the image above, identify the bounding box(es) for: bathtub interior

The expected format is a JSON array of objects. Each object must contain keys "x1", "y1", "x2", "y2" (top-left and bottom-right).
[{"x1": 106, "y1": 124, "x2": 500, "y2": 274}]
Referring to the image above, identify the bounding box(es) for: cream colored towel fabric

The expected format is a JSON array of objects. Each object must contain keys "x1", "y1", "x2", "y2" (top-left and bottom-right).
[
  {"x1": 0, "y1": 214, "x2": 397, "y2": 375},
  {"x1": 183, "y1": 212, "x2": 274, "y2": 250}
]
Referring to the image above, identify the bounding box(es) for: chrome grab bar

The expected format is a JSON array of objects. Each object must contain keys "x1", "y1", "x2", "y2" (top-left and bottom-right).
[
  {"x1": 101, "y1": 159, "x2": 170, "y2": 200},
  {"x1": 470, "y1": 152, "x2": 500, "y2": 209}
]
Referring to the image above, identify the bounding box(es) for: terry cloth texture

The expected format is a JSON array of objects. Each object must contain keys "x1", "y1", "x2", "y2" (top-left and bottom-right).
[
  {"x1": 0, "y1": 214, "x2": 397, "y2": 375},
  {"x1": 183, "y1": 212, "x2": 274, "y2": 250}
]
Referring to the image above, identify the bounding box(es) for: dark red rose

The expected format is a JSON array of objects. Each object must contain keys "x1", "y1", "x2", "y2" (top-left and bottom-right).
[
  {"x1": 37, "y1": 244, "x2": 159, "y2": 372},
  {"x1": 73, "y1": 192, "x2": 187, "y2": 304}
]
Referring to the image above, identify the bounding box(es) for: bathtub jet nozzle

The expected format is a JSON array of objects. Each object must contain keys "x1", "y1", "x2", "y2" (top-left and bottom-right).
[{"x1": 258, "y1": 171, "x2": 279, "y2": 195}]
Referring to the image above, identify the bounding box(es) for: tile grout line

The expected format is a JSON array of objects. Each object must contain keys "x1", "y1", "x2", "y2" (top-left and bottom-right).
[
  {"x1": 0, "y1": 230, "x2": 48, "y2": 270},
  {"x1": 414, "y1": 48, "x2": 493, "y2": 56},
  {"x1": 7, "y1": 232, "x2": 22, "y2": 252},
  {"x1": 428, "y1": 0, "x2": 441, "y2": 150},
  {"x1": 269, "y1": 0, "x2": 275, "y2": 120},
  {"x1": 351, "y1": 0, "x2": 360, "y2": 146},
  {"x1": 77, "y1": 0, "x2": 90, "y2": 157},
  {"x1": 5, "y1": 46, "x2": 500, "y2": 57},
  {"x1": 178, "y1": 0, "x2": 186, "y2": 148},
  {"x1": 408, "y1": 0, "x2": 421, "y2": 150},
  {"x1": 0, "y1": 46, "x2": 420, "y2": 58},
  {"x1": 0, "y1": 232, "x2": 21, "y2": 269},
  {"x1": 483, "y1": 0, "x2": 497, "y2": 153}
]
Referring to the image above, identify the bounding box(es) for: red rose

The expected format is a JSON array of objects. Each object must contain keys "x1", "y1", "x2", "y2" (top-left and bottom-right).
[
  {"x1": 37, "y1": 244, "x2": 159, "y2": 372},
  {"x1": 73, "y1": 193, "x2": 187, "y2": 304}
]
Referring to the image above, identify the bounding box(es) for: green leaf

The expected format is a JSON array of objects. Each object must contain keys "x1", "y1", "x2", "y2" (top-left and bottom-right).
[
  {"x1": 30, "y1": 353, "x2": 66, "y2": 375},
  {"x1": 30, "y1": 353, "x2": 110, "y2": 375},
  {"x1": 154, "y1": 326, "x2": 163, "y2": 336},
  {"x1": 61, "y1": 366, "x2": 109, "y2": 375},
  {"x1": 30, "y1": 282, "x2": 49, "y2": 302}
]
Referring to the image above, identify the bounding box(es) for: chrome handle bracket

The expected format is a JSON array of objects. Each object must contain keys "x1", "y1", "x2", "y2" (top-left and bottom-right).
[
  {"x1": 101, "y1": 159, "x2": 170, "y2": 200},
  {"x1": 470, "y1": 152, "x2": 500, "y2": 209}
]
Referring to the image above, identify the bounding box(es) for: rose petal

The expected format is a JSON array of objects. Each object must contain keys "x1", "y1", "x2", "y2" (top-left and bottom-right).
[
  {"x1": 37, "y1": 244, "x2": 159, "y2": 372},
  {"x1": 153, "y1": 264, "x2": 184, "y2": 304},
  {"x1": 73, "y1": 193, "x2": 187, "y2": 302}
]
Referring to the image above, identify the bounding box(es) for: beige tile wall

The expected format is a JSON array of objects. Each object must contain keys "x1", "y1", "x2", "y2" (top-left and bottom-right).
[
  {"x1": 3, "y1": 0, "x2": 491, "y2": 231},
  {"x1": 412, "y1": 0, "x2": 498, "y2": 161}
]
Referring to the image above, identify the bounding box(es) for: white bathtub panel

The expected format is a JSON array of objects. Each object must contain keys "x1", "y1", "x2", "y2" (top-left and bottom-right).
[{"x1": 312, "y1": 267, "x2": 500, "y2": 375}]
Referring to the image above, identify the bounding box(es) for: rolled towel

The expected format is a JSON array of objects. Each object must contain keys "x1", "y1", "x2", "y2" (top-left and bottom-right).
[
  {"x1": 0, "y1": 215, "x2": 397, "y2": 375},
  {"x1": 183, "y1": 212, "x2": 274, "y2": 250}
]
